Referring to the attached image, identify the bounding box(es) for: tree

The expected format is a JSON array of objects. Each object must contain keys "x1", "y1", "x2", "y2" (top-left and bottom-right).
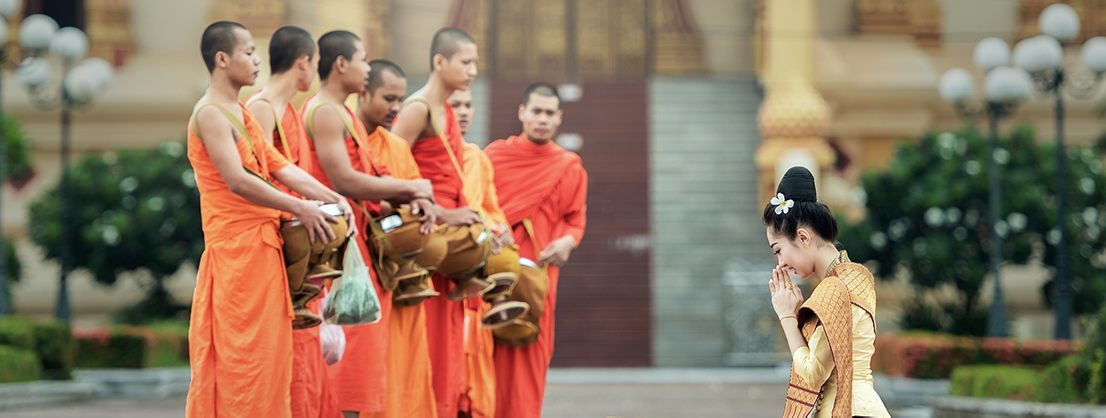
[
  {"x1": 840, "y1": 126, "x2": 1106, "y2": 335},
  {"x1": 1, "y1": 115, "x2": 32, "y2": 306},
  {"x1": 28, "y1": 140, "x2": 203, "y2": 322},
  {"x1": 2, "y1": 114, "x2": 34, "y2": 187}
]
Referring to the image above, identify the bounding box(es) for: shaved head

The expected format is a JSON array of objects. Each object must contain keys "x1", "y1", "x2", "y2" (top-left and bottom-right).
[
  {"x1": 429, "y1": 27, "x2": 475, "y2": 71},
  {"x1": 367, "y1": 59, "x2": 405, "y2": 94},
  {"x1": 318, "y1": 30, "x2": 360, "y2": 80},
  {"x1": 269, "y1": 26, "x2": 315, "y2": 74},
  {"x1": 522, "y1": 82, "x2": 561, "y2": 110},
  {"x1": 201, "y1": 21, "x2": 247, "y2": 73}
]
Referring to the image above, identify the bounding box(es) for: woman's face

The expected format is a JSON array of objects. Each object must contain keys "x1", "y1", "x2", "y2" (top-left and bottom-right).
[{"x1": 767, "y1": 228, "x2": 816, "y2": 279}]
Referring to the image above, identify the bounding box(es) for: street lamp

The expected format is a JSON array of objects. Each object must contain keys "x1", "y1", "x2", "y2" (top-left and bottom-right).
[
  {"x1": 1013, "y1": 3, "x2": 1106, "y2": 340},
  {"x1": 939, "y1": 36, "x2": 1033, "y2": 338},
  {"x1": 15, "y1": 14, "x2": 114, "y2": 323},
  {"x1": 0, "y1": 0, "x2": 16, "y2": 315}
]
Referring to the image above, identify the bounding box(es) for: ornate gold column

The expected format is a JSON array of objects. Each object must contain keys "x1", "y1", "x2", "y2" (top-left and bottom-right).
[
  {"x1": 364, "y1": 0, "x2": 392, "y2": 59},
  {"x1": 754, "y1": 0, "x2": 834, "y2": 205}
]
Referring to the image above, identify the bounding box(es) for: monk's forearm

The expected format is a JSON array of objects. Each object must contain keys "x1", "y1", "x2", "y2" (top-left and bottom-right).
[
  {"x1": 332, "y1": 173, "x2": 422, "y2": 203},
  {"x1": 273, "y1": 167, "x2": 343, "y2": 203},
  {"x1": 227, "y1": 174, "x2": 310, "y2": 215}
]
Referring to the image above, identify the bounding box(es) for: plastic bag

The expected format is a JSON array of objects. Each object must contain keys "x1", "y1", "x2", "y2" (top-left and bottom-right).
[
  {"x1": 317, "y1": 288, "x2": 346, "y2": 365},
  {"x1": 323, "y1": 240, "x2": 381, "y2": 325}
]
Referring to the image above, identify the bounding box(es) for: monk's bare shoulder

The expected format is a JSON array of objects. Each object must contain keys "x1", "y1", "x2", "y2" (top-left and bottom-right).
[
  {"x1": 194, "y1": 105, "x2": 234, "y2": 142},
  {"x1": 393, "y1": 99, "x2": 430, "y2": 145},
  {"x1": 309, "y1": 102, "x2": 348, "y2": 141},
  {"x1": 247, "y1": 100, "x2": 277, "y2": 134}
]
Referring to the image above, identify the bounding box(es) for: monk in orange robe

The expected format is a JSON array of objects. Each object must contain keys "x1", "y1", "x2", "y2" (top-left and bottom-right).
[
  {"x1": 246, "y1": 26, "x2": 342, "y2": 418},
  {"x1": 485, "y1": 83, "x2": 588, "y2": 418},
  {"x1": 392, "y1": 27, "x2": 484, "y2": 418},
  {"x1": 302, "y1": 31, "x2": 436, "y2": 418},
  {"x1": 186, "y1": 21, "x2": 352, "y2": 418},
  {"x1": 354, "y1": 59, "x2": 438, "y2": 418},
  {"x1": 449, "y1": 88, "x2": 506, "y2": 418}
]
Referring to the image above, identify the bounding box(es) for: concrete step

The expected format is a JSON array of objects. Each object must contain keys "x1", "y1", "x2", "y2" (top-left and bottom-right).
[
  {"x1": 73, "y1": 368, "x2": 190, "y2": 399},
  {"x1": 0, "y1": 381, "x2": 101, "y2": 411}
]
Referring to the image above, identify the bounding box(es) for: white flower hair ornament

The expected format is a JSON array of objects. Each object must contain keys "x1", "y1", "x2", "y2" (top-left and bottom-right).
[{"x1": 771, "y1": 193, "x2": 795, "y2": 215}]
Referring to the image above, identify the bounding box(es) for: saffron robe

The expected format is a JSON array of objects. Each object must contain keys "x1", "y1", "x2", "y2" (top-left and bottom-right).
[
  {"x1": 302, "y1": 97, "x2": 392, "y2": 415},
  {"x1": 399, "y1": 102, "x2": 468, "y2": 416},
  {"x1": 246, "y1": 91, "x2": 342, "y2": 418},
  {"x1": 364, "y1": 125, "x2": 439, "y2": 418},
  {"x1": 485, "y1": 135, "x2": 588, "y2": 418},
  {"x1": 460, "y1": 142, "x2": 507, "y2": 418},
  {"x1": 185, "y1": 103, "x2": 294, "y2": 417}
]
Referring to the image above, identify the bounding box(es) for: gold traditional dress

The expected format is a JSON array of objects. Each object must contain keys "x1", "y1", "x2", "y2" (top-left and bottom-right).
[{"x1": 783, "y1": 251, "x2": 890, "y2": 418}]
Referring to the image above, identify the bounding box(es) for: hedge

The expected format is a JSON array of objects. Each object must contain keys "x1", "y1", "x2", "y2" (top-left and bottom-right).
[
  {"x1": 0, "y1": 345, "x2": 42, "y2": 383},
  {"x1": 75, "y1": 328, "x2": 147, "y2": 368},
  {"x1": 951, "y1": 357, "x2": 1106, "y2": 405},
  {"x1": 32, "y1": 319, "x2": 75, "y2": 379},
  {"x1": 0, "y1": 316, "x2": 36, "y2": 351},
  {"x1": 871, "y1": 332, "x2": 1079, "y2": 379},
  {"x1": 74, "y1": 324, "x2": 188, "y2": 369},
  {"x1": 0, "y1": 316, "x2": 75, "y2": 380},
  {"x1": 950, "y1": 365, "x2": 1041, "y2": 401},
  {"x1": 1037, "y1": 354, "x2": 1095, "y2": 404}
]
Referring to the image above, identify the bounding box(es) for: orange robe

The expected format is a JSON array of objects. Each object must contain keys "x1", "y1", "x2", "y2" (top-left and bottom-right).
[
  {"x1": 247, "y1": 91, "x2": 316, "y2": 193},
  {"x1": 302, "y1": 98, "x2": 393, "y2": 415},
  {"x1": 246, "y1": 92, "x2": 343, "y2": 418},
  {"x1": 185, "y1": 103, "x2": 294, "y2": 417},
  {"x1": 485, "y1": 135, "x2": 588, "y2": 418},
  {"x1": 460, "y1": 143, "x2": 504, "y2": 418},
  {"x1": 363, "y1": 125, "x2": 439, "y2": 418},
  {"x1": 401, "y1": 103, "x2": 467, "y2": 416}
]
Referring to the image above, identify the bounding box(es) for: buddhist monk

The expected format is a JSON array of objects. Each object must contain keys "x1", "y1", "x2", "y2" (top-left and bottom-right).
[
  {"x1": 245, "y1": 26, "x2": 342, "y2": 418},
  {"x1": 449, "y1": 88, "x2": 507, "y2": 418},
  {"x1": 301, "y1": 30, "x2": 434, "y2": 418},
  {"x1": 186, "y1": 21, "x2": 353, "y2": 418},
  {"x1": 353, "y1": 58, "x2": 437, "y2": 418},
  {"x1": 391, "y1": 27, "x2": 482, "y2": 417},
  {"x1": 486, "y1": 83, "x2": 588, "y2": 418}
]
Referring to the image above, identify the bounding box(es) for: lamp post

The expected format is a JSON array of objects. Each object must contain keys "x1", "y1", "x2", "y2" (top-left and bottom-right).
[
  {"x1": 938, "y1": 37, "x2": 1033, "y2": 338},
  {"x1": 1012, "y1": 3, "x2": 1106, "y2": 340},
  {"x1": 0, "y1": 0, "x2": 17, "y2": 316},
  {"x1": 15, "y1": 15, "x2": 114, "y2": 323}
]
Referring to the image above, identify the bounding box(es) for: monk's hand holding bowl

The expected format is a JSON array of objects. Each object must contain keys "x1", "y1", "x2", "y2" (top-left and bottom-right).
[
  {"x1": 439, "y1": 208, "x2": 481, "y2": 227},
  {"x1": 769, "y1": 266, "x2": 804, "y2": 320},
  {"x1": 335, "y1": 199, "x2": 356, "y2": 238},
  {"x1": 294, "y1": 199, "x2": 338, "y2": 245},
  {"x1": 539, "y1": 236, "x2": 575, "y2": 267},
  {"x1": 492, "y1": 224, "x2": 514, "y2": 249},
  {"x1": 411, "y1": 198, "x2": 439, "y2": 234}
]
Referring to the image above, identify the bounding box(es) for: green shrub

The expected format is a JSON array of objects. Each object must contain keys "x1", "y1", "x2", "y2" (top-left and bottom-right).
[
  {"x1": 33, "y1": 319, "x2": 74, "y2": 380},
  {"x1": 75, "y1": 328, "x2": 147, "y2": 369},
  {"x1": 0, "y1": 315, "x2": 36, "y2": 351},
  {"x1": 950, "y1": 365, "x2": 1040, "y2": 401},
  {"x1": 144, "y1": 320, "x2": 189, "y2": 366},
  {"x1": 0, "y1": 345, "x2": 41, "y2": 383},
  {"x1": 1038, "y1": 354, "x2": 1095, "y2": 404},
  {"x1": 75, "y1": 325, "x2": 189, "y2": 369}
]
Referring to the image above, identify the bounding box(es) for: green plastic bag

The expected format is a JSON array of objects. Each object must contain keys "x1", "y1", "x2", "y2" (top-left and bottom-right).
[{"x1": 323, "y1": 240, "x2": 381, "y2": 325}]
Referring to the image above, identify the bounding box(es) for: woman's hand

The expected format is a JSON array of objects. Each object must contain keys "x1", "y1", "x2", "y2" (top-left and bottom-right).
[{"x1": 769, "y1": 266, "x2": 804, "y2": 319}]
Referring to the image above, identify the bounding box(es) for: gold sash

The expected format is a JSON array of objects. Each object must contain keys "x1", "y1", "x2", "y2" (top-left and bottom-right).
[{"x1": 783, "y1": 252, "x2": 877, "y2": 418}]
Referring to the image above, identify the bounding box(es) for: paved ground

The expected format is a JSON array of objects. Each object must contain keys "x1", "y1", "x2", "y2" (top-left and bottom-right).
[
  {"x1": 0, "y1": 384, "x2": 788, "y2": 418},
  {"x1": 0, "y1": 368, "x2": 931, "y2": 417}
]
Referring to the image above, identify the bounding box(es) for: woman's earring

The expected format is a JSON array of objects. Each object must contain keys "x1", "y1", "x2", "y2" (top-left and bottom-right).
[{"x1": 804, "y1": 243, "x2": 809, "y2": 249}]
